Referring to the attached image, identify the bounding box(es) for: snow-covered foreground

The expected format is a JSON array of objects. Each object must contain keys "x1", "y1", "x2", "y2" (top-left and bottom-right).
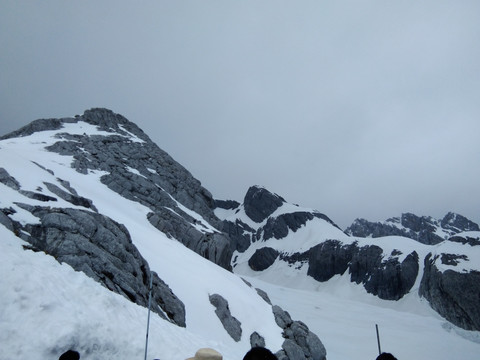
[
  {"x1": 2, "y1": 224, "x2": 480, "y2": 360},
  {"x1": 245, "y1": 274, "x2": 480, "y2": 360}
]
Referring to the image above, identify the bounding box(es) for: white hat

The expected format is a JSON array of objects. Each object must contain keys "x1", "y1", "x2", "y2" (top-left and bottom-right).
[{"x1": 186, "y1": 348, "x2": 223, "y2": 360}]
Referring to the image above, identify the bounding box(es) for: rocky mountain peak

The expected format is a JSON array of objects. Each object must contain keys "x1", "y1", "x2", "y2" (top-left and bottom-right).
[
  {"x1": 346, "y1": 212, "x2": 479, "y2": 245},
  {"x1": 243, "y1": 185, "x2": 286, "y2": 223},
  {"x1": 1, "y1": 109, "x2": 233, "y2": 269},
  {"x1": 441, "y1": 212, "x2": 480, "y2": 232}
]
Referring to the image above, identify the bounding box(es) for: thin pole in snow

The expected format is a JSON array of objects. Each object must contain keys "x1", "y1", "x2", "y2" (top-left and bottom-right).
[
  {"x1": 375, "y1": 324, "x2": 382, "y2": 355},
  {"x1": 144, "y1": 272, "x2": 153, "y2": 360}
]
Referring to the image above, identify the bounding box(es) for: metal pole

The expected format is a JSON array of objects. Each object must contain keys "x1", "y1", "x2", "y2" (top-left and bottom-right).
[
  {"x1": 144, "y1": 272, "x2": 153, "y2": 360},
  {"x1": 375, "y1": 324, "x2": 382, "y2": 355}
]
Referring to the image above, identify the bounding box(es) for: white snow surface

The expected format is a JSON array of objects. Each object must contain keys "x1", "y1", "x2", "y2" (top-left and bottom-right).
[{"x1": 1, "y1": 121, "x2": 480, "y2": 359}]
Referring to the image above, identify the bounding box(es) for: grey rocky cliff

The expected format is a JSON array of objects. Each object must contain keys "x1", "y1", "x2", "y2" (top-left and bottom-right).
[
  {"x1": 3, "y1": 108, "x2": 232, "y2": 270},
  {"x1": 299, "y1": 240, "x2": 419, "y2": 300},
  {"x1": 419, "y1": 253, "x2": 480, "y2": 331}
]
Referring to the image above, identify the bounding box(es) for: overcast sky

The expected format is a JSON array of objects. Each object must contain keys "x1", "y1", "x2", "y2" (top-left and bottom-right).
[{"x1": 1, "y1": 1, "x2": 479, "y2": 228}]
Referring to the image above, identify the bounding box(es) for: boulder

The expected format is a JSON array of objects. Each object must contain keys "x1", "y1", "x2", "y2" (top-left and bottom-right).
[
  {"x1": 272, "y1": 305, "x2": 327, "y2": 360},
  {"x1": 209, "y1": 294, "x2": 242, "y2": 342}
]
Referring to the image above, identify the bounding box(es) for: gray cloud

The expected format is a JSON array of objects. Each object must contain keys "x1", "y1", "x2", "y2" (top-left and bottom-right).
[{"x1": 1, "y1": 1, "x2": 479, "y2": 228}]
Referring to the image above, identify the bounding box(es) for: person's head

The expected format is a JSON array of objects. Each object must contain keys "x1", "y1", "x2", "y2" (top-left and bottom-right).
[
  {"x1": 59, "y1": 350, "x2": 80, "y2": 360},
  {"x1": 243, "y1": 347, "x2": 278, "y2": 360},
  {"x1": 186, "y1": 348, "x2": 223, "y2": 360},
  {"x1": 376, "y1": 353, "x2": 397, "y2": 360}
]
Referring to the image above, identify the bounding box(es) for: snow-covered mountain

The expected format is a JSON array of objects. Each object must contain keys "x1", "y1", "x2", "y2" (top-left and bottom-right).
[
  {"x1": 215, "y1": 185, "x2": 480, "y2": 331},
  {"x1": 1, "y1": 109, "x2": 480, "y2": 360},
  {"x1": 0, "y1": 109, "x2": 323, "y2": 360},
  {"x1": 345, "y1": 212, "x2": 480, "y2": 244}
]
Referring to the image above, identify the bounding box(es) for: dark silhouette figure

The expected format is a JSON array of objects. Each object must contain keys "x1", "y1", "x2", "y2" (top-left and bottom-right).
[
  {"x1": 243, "y1": 347, "x2": 278, "y2": 360},
  {"x1": 376, "y1": 353, "x2": 397, "y2": 360},
  {"x1": 59, "y1": 350, "x2": 80, "y2": 360}
]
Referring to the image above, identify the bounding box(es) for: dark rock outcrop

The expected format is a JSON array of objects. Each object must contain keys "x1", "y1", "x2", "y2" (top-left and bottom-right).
[
  {"x1": 307, "y1": 240, "x2": 354, "y2": 281},
  {"x1": 357, "y1": 250, "x2": 419, "y2": 301},
  {"x1": 273, "y1": 305, "x2": 327, "y2": 360},
  {"x1": 248, "y1": 247, "x2": 279, "y2": 271},
  {"x1": 215, "y1": 199, "x2": 241, "y2": 210},
  {"x1": 296, "y1": 241, "x2": 419, "y2": 300},
  {"x1": 11, "y1": 205, "x2": 186, "y2": 327},
  {"x1": 448, "y1": 235, "x2": 480, "y2": 246},
  {"x1": 209, "y1": 294, "x2": 242, "y2": 342},
  {"x1": 249, "y1": 332, "x2": 266, "y2": 348},
  {"x1": 244, "y1": 186, "x2": 285, "y2": 223},
  {"x1": 419, "y1": 253, "x2": 480, "y2": 331},
  {"x1": 221, "y1": 219, "x2": 255, "y2": 253}
]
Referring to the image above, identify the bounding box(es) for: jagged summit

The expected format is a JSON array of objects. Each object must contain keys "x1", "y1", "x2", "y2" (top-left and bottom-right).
[
  {"x1": 215, "y1": 185, "x2": 342, "y2": 254},
  {"x1": 346, "y1": 211, "x2": 480, "y2": 244},
  {"x1": 243, "y1": 185, "x2": 286, "y2": 223},
  {"x1": 1, "y1": 108, "x2": 147, "y2": 141}
]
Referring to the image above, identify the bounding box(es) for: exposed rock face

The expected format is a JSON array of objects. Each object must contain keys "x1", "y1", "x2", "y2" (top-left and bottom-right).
[
  {"x1": 209, "y1": 294, "x2": 242, "y2": 342},
  {"x1": 306, "y1": 241, "x2": 419, "y2": 300},
  {"x1": 273, "y1": 305, "x2": 327, "y2": 360},
  {"x1": 419, "y1": 254, "x2": 480, "y2": 331},
  {"x1": 248, "y1": 247, "x2": 279, "y2": 271},
  {"x1": 352, "y1": 249, "x2": 419, "y2": 300},
  {"x1": 215, "y1": 199, "x2": 240, "y2": 210},
  {"x1": 4, "y1": 205, "x2": 185, "y2": 327},
  {"x1": 441, "y1": 212, "x2": 480, "y2": 233},
  {"x1": 262, "y1": 212, "x2": 340, "y2": 241},
  {"x1": 220, "y1": 219, "x2": 255, "y2": 253},
  {"x1": 3, "y1": 108, "x2": 232, "y2": 270},
  {"x1": 346, "y1": 212, "x2": 479, "y2": 245},
  {"x1": 307, "y1": 240, "x2": 354, "y2": 282},
  {"x1": 243, "y1": 186, "x2": 285, "y2": 223},
  {"x1": 449, "y1": 235, "x2": 480, "y2": 246}
]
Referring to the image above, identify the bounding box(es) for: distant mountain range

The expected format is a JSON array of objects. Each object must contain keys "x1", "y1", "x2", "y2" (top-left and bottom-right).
[{"x1": 1, "y1": 108, "x2": 479, "y2": 359}]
